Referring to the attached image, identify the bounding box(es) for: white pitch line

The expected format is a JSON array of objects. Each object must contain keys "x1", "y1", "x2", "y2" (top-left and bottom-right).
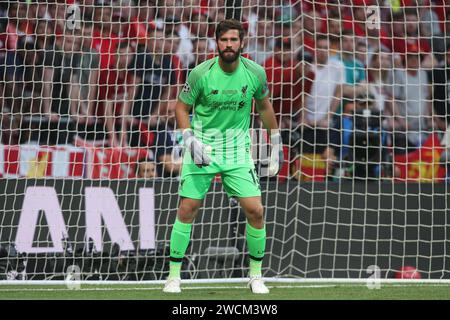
[
  {"x1": 0, "y1": 285, "x2": 337, "y2": 292},
  {"x1": 1, "y1": 283, "x2": 450, "y2": 293}
]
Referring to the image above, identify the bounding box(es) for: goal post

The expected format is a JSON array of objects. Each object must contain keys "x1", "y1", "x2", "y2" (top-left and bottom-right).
[{"x1": 0, "y1": 0, "x2": 449, "y2": 283}]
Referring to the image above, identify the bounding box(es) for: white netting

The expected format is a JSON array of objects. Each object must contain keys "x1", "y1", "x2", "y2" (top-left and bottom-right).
[{"x1": 0, "y1": 0, "x2": 449, "y2": 281}]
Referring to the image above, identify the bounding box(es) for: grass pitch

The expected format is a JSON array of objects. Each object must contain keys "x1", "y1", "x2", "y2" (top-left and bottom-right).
[{"x1": 0, "y1": 283, "x2": 449, "y2": 300}]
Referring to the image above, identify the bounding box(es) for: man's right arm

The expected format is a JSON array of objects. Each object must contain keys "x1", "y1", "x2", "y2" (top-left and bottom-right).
[
  {"x1": 175, "y1": 99, "x2": 192, "y2": 130},
  {"x1": 176, "y1": 99, "x2": 211, "y2": 167}
]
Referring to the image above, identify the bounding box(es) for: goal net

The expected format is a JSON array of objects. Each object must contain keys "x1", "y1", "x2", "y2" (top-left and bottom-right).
[{"x1": 0, "y1": 0, "x2": 449, "y2": 282}]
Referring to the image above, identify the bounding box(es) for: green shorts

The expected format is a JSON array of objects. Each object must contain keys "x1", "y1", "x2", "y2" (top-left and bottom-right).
[{"x1": 179, "y1": 165, "x2": 261, "y2": 200}]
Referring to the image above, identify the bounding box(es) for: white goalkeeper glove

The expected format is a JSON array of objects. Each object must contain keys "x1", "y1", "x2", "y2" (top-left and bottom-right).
[
  {"x1": 268, "y1": 132, "x2": 284, "y2": 176},
  {"x1": 183, "y1": 129, "x2": 212, "y2": 168}
]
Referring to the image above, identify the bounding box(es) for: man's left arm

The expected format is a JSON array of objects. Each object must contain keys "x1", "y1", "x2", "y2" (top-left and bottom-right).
[{"x1": 255, "y1": 95, "x2": 284, "y2": 176}]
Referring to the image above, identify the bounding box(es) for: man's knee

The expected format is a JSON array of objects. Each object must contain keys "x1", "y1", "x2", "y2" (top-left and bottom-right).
[
  {"x1": 245, "y1": 204, "x2": 264, "y2": 222},
  {"x1": 178, "y1": 198, "x2": 202, "y2": 223}
]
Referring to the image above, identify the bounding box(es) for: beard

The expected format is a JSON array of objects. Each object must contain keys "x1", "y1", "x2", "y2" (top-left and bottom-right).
[{"x1": 218, "y1": 47, "x2": 242, "y2": 63}]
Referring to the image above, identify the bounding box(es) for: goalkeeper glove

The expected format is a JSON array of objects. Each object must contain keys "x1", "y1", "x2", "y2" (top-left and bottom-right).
[
  {"x1": 268, "y1": 132, "x2": 284, "y2": 176},
  {"x1": 183, "y1": 129, "x2": 211, "y2": 168}
]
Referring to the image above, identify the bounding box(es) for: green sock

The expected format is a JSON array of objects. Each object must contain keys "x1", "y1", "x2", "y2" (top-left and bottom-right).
[
  {"x1": 168, "y1": 218, "x2": 192, "y2": 279},
  {"x1": 246, "y1": 222, "x2": 266, "y2": 277}
]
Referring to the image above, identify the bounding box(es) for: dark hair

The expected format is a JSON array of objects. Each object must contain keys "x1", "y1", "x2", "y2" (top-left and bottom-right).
[
  {"x1": 341, "y1": 29, "x2": 353, "y2": 37},
  {"x1": 297, "y1": 49, "x2": 313, "y2": 63},
  {"x1": 82, "y1": 20, "x2": 94, "y2": 29},
  {"x1": 215, "y1": 19, "x2": 244, "y2": 42},
  {"x1": 404, "y1": 7, "x2": 418, "y2": 17},
  {"x1": 275, "y1": 37, "x2": 292, "y2": 49},
  {"x1": 315, "y1": 34, "x2": 328, "y2": 43},
  {"x1": 118, "y1": 39, "x2": 132, "y2": 50}
]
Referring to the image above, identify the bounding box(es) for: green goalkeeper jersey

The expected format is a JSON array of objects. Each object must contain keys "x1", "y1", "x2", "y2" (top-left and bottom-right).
[{"x1": 179, "y1": 56, "x2": 269, "y2": 169}]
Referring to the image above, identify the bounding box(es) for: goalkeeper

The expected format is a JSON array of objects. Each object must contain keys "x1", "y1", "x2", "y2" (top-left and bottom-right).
[{"x1": 163, "y1": 19, "x2": 283, "y2": 294}]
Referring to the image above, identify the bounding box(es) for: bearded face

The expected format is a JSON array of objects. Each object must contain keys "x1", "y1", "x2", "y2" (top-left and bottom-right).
[
  {"x1": 218, "y1": 46, "x2": 242, "y2": 63},
  {"x1": 216, "y1": 29, "x2": 243, "y2": 64}
]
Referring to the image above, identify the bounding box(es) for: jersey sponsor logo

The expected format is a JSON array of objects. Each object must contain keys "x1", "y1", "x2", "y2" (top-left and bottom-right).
[
  {"x1": 210, "y1": 89, "x2": 219, "y2": 95},
  {"x1": 210, "y1": 100, "x2": 245, "y2": 111},
  {"x1": 223, "y1": 89, "x2": 238, "y2": 95},
  {"x1": 182, "y1": 82, "x2": 191, "y2": 93}
]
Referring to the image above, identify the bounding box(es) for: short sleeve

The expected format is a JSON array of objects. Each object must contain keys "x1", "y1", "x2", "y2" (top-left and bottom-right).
[
  {"x1": 178, "y1": 67, "x2": 202, "y2": 106},
  {"x1": 254, "y1": 67, "x2": 270, "y2": 100}
]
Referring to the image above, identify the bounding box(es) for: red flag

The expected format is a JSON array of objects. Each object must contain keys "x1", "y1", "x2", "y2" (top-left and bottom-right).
[
  {"x1": 292, "y1": 153, "x2": 327, "y2": 182},
  {"x1": 87, "y1": 147, "x2": 149, "y2": 179},
  {"x1": 394, "y1": 133, "x2": 445, "y2": 182}
]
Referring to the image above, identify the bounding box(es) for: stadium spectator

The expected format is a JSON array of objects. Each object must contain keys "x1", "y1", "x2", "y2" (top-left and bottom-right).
[
  {"x1": 5, "y1": 1, "x2": 29, "y2": 50},
  {"x1": 112, "y1": 0, "x2": 149, "y2": 45},
  {"x1": 342, "y1": 0, "x2": 391, "y2": 51},
  {"x1": 44, "y1": 0, "x2": 67, "y2": 37},
  {"x1": 417, "y1": 0, "x2": 442, "y2": 39},
  {"x1": 431, "y1": 43, "x2": 450, "y2": 132},
  {"x1": 432, "y1": 10, "x2": 450, "y2": 63},
  {"x1": 340, "y1": 30, "x2": 367, "y2": 89},
  {"x1": 41, "y1": 28, "x2": 99, "y2": 145},
  {"x1": 154, "y1": 0, "x2": 197, "y2": 67},
  {"x1": 391, "y1": 8, "x2": 436, "y2": 68},
  {"x1": 389, "y1": 10, "x2": 406, "y2": 51},
  {"x1": 335, "y1": 30, "x2": 371, "y2": 168},
  {"x1": 241, "y1": 0, "x2": 258, "y2": 35},
  {"x1": 301, "y1": 35, "x2": 345, "y2": 173},
  {"x1": 185, "y1": 37, "x2": 211, "y2": 78},
  {"x1": 245, "y1": 18, "x2": 275, "y2": 65},
  {"x1": 136, "y1": 157, "x2": 158, "y2": 179},
  {"x1": 71, "y1": 22, "x2": 101, "y2": 141},
  {"x1": 160, "y1": 26, "x2": 184, "y2": 86},
  {"x1": 131, "y1": 27, "x2": 177, "y2": 130},
  {"x1": 0, "y1": 25, "x2": 32, "y2": 145},
  {"x1": 431, "y1": 42, "x2": 450, "y2": 180},
  {"x1": 155, "y1": 0, "x2": 183, "y2": 24},
  {"x1": 355, "y1": 39, "x2": 369, "y2": 68},
  {"x1": 176, "y1": 8, "x2": 214, "y2": 68},
  {"x1": 152, "y1": 100, "x2": 182, "y2": 177},
  {"x1": 100, "y1": 40, "x2": 137, "y2": 147},
  {"x1": 91, "y1": 4, "x2": 121, "y2": 70},
  {"x1": 367, "y1": 48, "x2": 396, "y2": 114},
  {"x1": 324, "y1": 14, "x2": 342, "y2": 58},
  {"x1": 290, "y1": 17, "x2": 304, "y2": 55},
  {"x1": 136, "y1": 0, "x2": 156, "y2": 23},
  {"x1": 35, "y1": 19, "x2": 56, "y2": 51},
  {"x1": 390, "y1": 43, "x2": 433, "y2": 152},
  {"x1": 9, "y1": 40, "x2": 44, "y2": 144},
  {"x1": 302, "y1": 8, "x2": 324, "y2": 52},
  {"x1": 79, "y1": 0, "x2": 96, "y2": 22},
  {"x1": 263, "y1": 37, "x2": 305, "y2": 129},
  {"x1": 0, "y1": 21, "x2": 15, "y2": 113},
  {"x1": 303, "y1": 35, "x2": 345, "y2": 128},
  {"x1": 0, "y1": 22, "x2": 7, "y2": 113}
]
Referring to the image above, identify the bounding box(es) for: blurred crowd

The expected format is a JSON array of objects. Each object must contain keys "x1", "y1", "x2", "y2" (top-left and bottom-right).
[{"x1": 0, "y1": 0, "x2": 449, "y2": 181}]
